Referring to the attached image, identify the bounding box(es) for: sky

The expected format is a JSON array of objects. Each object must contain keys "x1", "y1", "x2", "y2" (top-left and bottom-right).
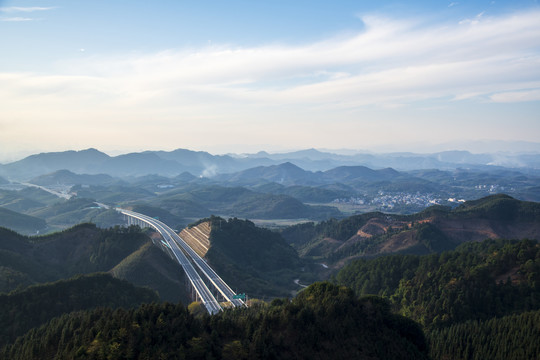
[{"x1": 1, "y1": 0, "x2": 540, "y2": 161}]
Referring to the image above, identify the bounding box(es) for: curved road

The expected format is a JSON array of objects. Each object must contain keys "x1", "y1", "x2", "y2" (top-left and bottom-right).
[
  {"x1": 119, "y1": 209, "x2": 223, "y2": 315},
  {"x1": 119, "y1": 209, "x2": 245, "y2": 313},
  {"x1": 173, "y1": 233, "x2": 245, "y2": 308}
]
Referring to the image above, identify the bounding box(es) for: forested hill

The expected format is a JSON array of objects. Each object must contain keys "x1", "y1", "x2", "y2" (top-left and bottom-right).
[
  {"x1": 202, "y1": 216, "x2": 303, "y2": 298},
  {"x1": 336, "y1": 238, "x2": 540, "y2": 359},
  {"x1": 0, "y1": 282, "x2": 429, "y2": 360},
  {"x1": 280, "y1": 194, "x2": 540, "y2": 263},
  {"x1": 0, "y1": 273, "x2": 158, "y2": 345},
  {"x1": 0, "y1": 207, "x2": 46, "y2": 235},
  {"x1": 428, "y1": 310, "x2": 540, "y2": 360},
  {"x1": 0, "y1": 224, "x2": 188, "y2": 302}
]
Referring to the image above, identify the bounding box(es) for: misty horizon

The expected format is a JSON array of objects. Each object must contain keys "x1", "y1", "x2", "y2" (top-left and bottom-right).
[{"x1": 3, "y1": 139, "x2": 540, "y2": 165}]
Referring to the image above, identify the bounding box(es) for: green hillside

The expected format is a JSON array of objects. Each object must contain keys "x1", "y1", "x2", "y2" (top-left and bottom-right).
[
  {"x1": 28, "y1": 197, "x2": 102, "y2": 226},
  {"x1": 0, "y1": 207, "x2": 46, "y2": 235},
  {"x1": 0, "y1": 194, "x2": 44, "y2": 213},
  {"x1": 33, "y1": 196, "x2": 99, "y2": 216},
  {"x1": 83, "y1": 208, "x2": 125, "y2": 228},
  {"x1": 205, "y1": 216, "x2": 303, "y2": 297},
  {"x1": 30, "y1": 169, "x2": 114, "y2": 186},
  {"x1": 0, "y1": 224, "x2": 188, "y2": 302},
  {"x1": 0, "y1": 187, "x2": 60, "y2": 214},
  {"x1": 335, "y1": 238, "x2": 540, "y2": 359},
  {"x1": 428, "y1": 309, "x2": 540, "y2": 360},
  {"x1": 157, "y1": 185, "x2": 341, "y2": 220},
  {"x1": 15, "y1": 187, "x2": 60, "y2": 206},
  {"x1": 450, "y1": 193, "x2": 540, "y2": 222},
  {"x1": 72, "y1": 184, "x2": 155, "y2": 204},
  {"x1": 280, "y1": 195, "x2": 540, "y2": 262},
  {"x1": 0, "y1": 273, "x2": 158, "y2": 345},
  {"x1": 128, "y1": 204, "x2": 184, "y2": 229},
  {"x1": 336, "y1": 239, "x2": 540, "y2": 328},
  {"x1": 111, "y1": 242, "x2": 188, "y2": 303},
  {"x1": 0, "y1": 282, "x2": 429, "y2": 360}
]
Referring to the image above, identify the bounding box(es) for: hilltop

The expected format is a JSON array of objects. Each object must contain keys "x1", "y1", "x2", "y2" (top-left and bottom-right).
[
  {"x1": 30, "y1": 169, "x2": 115, "y2": 186},
  {"x1": 280, "y1": 194, "x2": 540, "y2": 264},
  {"x1": 0, "y1": 224, "x2": 188, "y2": 302},
  {"x1": 335, "y1": 238, "x2": 540, "y2": 359},
  {"x1": 0, "y1": 282, "x2": 429, "y2": 360},
  {"x1": 0, "y1": 273, "x2": 158, "y2": 345},
  {"x1": 0, "y1": 216, "x2": 305, "y2": 302},
  {"x1": 182, "y1": 217, "x2": 303, "y2": 298}
]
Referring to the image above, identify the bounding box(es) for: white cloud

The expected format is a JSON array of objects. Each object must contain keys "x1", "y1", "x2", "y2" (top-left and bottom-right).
[
  {"x1": 43, "y1": 9, "x2": 538, "y2": 108},
  {"x1": 0, "y1": 6, "x2": 55, "y2": 22},
  {"x1": 0, "y1": 7, "x2": 55, "y2": 13},
  {"x1": 490, "y1": 89, "x2": 540, "y2": 103},
  {"x1": 459, "y1": 11, "x2": 485, "y2": 25},
  {"x1": 1, "y1": 17, "x2": 32, "y2": 21},
  {"x1": 1, "y1": 9, "x2": 539, "y2": 152}
]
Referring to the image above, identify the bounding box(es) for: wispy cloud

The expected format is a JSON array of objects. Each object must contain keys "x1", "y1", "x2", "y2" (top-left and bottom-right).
[
  {"x1": 490, "y1": 89, "x2": 540, "y2": 103},
  {"x1": 0, "y1": 6, "x2": 55, "y2": 13},
  {"x1": 52, "y1": 10, "x2": 540, "y2": 106},
  {"x1": 459, "y1": 11, "x2": 485, "y2": 25},
  {"x1": 1, "y1": 17, "x2": 32, "y2": 22},
  {"x1": 0, "y1": 6, "x2": 55, "y2": 22},
  {"x1": 1, "y1": 9, "x2": 539, "y2": 124}
]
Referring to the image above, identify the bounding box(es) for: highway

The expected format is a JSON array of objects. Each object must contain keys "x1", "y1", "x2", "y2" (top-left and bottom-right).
[
  {"x1": 19, "y1": 183, "x2": 243, "y2": 314},
  {"x1": 173, "y1": 232, "x2": 245, "y2": 307},
  {"x1": 119, "y1": 209, "x2": 223, "y2": 315}
]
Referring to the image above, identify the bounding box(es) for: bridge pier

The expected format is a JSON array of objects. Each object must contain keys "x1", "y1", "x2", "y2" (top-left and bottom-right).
[
  {"x1": 185, "y1": 278, "x2": 201, "y2": 303},
  {"x1": 125, "y1": 214, "x2": 147, "y2": 228}
]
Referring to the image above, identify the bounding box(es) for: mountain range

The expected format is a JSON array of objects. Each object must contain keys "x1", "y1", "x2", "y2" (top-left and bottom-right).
[{"x1": 1, "y1": 147, "x2": 540, "y2": 180}]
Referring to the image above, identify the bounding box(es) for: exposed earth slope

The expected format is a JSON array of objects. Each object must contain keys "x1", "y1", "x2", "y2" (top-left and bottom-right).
[{"x1": 281, "y1": 194, "x2": 540, "y2": 264}]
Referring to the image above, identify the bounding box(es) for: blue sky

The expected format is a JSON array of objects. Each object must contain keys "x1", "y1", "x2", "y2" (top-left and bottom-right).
[{"x1": 1, "y1": 0, "x2": 539, "y2": 160}]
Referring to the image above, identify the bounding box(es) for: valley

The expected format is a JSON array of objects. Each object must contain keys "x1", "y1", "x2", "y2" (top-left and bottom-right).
[
  {"x1": 0, "y1": 148, "x2": 539, "y2": 359},
  {"x1": 1, "y1": 148, "x2": 540, "y2": 235}
]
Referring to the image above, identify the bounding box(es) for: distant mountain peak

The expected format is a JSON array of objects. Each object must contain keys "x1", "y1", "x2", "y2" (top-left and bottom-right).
[{"x1": 276, "y1": 161, "x2": 303, "y2": 170}]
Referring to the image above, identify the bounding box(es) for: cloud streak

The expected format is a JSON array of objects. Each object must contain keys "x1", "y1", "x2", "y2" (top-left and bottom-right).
[
  {"x1": 0, "y1": 6, "x2": 55, "y2": 22},
  {"x1": 1, "y1": 9, "x2": 539, "y2": 152},
  {"x1": 20, "y1": 10, "x2": 540, "y2": 106},
  {"x1": 1, "y1": 17, "x2": 32, "y2": 21},
  {"x1": 0, "y1": 6, "x2": 55, "y2": 13}
]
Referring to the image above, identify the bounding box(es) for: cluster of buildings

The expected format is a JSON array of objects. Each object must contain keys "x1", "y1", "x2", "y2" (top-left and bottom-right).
[
  {"x1": 333, "y1": 192, "x2": 445, "y2": 212},
  {"x1": 369, "y1": 192, "x2": 442, "y2": 210}
]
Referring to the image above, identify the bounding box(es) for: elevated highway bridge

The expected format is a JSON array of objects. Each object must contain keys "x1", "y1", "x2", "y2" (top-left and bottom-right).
[{"x1": 118, "y1": 209, "x2": 245, "y2": 314}]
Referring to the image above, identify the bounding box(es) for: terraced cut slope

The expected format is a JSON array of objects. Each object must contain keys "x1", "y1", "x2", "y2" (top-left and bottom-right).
[{"x1": 179, "y1": 221, "x2": 211, "y2": 257}]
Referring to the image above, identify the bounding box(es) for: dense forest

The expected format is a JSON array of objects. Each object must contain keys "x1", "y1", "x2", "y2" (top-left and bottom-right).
[
  {"x1": 1, "y1": 195, "x2": 539, "y2": 359},
  {"x1": 0, "y1": 224, "x2": 188, "y2": 302},
  {"x1": 428, "y1": 310, "x2": 540, "y2": 360},
  {"x1": 336, "y1": 239, "x2": 540, "y2": 358},
  {"x1": 0, "y1": 273, "x2": 158, "y2": 345},
  {"x1": 0, "y1": 282, "x2": 429, "y2": 360},
  {"x1": 204, "y1": 216, "x2": 303, "y2": 298}
]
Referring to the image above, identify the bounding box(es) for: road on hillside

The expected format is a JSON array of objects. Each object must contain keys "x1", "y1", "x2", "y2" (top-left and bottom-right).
[
  {"x1": 119, "y1": 209, "x2": 222, "y2": 315},
  {"x1": 173, "y1": 232, "x2": 245, "y2": 307}
]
